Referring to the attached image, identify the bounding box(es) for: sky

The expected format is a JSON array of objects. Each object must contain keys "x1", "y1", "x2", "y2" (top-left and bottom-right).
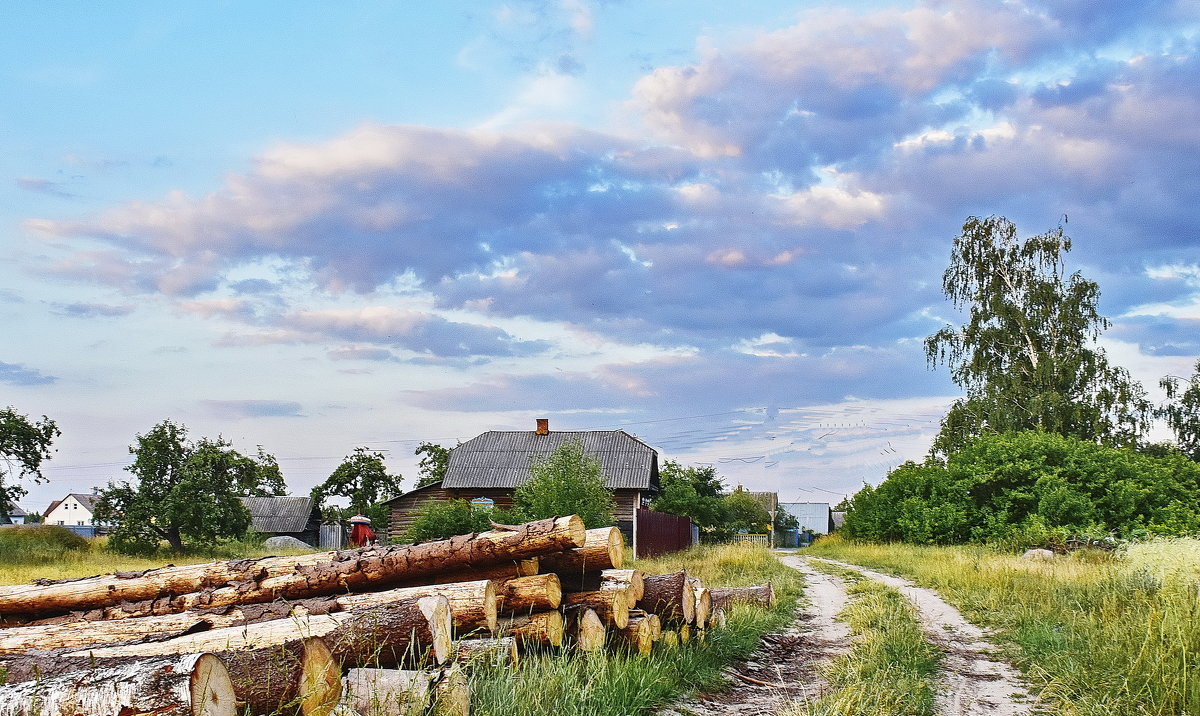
[{"x1": 3, "y1": 0, "x2": 1199, "y2": 513}]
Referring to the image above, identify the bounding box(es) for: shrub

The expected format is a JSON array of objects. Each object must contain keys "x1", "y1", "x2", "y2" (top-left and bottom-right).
[
  {"x1": 405, "y1": 500, "x2": 522, "y2": 543},
  {"x1": 514, "y1": 441, "x2": 615, "y2": 529},
  {"x1": 0, "y1": 525, "x2": 90, "y2": 565}
]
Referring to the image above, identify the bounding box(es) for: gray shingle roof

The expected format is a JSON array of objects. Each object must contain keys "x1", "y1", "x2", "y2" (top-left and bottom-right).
[
  {"x1": 442, "y1": 430, "x2": 658, "y2": 491},
  {"x1": 239, "y1": 496, "x2": 316, "y2": 533}
]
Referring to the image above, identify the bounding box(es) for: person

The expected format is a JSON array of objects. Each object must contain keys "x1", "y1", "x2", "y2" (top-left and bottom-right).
[{"x1": 348, "y1": 514, "x2": 376, "y2": 547}]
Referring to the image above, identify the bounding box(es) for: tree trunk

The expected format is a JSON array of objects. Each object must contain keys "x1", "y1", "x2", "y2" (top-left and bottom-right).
[
  {"x1": 562, "y1": 588, "x2": 629, "y2": 629},
  {"x1": 539, "y1": 527, "x2": 624, "y2": 575},
  {"x1": 566, "y1": 607, "x2": 606, "y2": 652},
  {"x1": 688, "y1": 578, "x2": 711, "y2": 629},
  {"x1": 337, "y1": 579, "x2": 496, "y2": 635},
  {"x1": 615, "y1": 613, "x2": 657, "y2": 656},
  {"x1": 341, "y1": 668, "x2": 430, "y2": 716},
  {"x1": 637, "y1": 571, "x2": 695, "y2": 624},
  {"x1": 220, "y1": 636, "x2": 342, "y2": 716},
  {"x1": 0, "y1": 516, "x2": 584, "y2": 620},
  {"x1": 499, "y1": 610, "x2": 564, "y2": 648},
  {"x1": 556, "y1": 568, "x2": 644, "y2": 602},
  {"x1": 392, "y1": 557, "x2": 540, "y2": 588},
  {"x1": 709, "y1": 583, "x2": 776, "y2": 611},
  {"x1": 496, "y1": 573, "x2": 561, "y2": 615},
  {"x1": 454, "y1": 636, "x2": 519, "y2": 668},
  {"x1": 0, "y1": 652, "x2": 237, "y2": 716}
]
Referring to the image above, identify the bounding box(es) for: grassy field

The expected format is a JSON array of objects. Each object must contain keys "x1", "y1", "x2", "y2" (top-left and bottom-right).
[{"x1": 808, "y1": 535, "x2": 1200, "y2": 716}]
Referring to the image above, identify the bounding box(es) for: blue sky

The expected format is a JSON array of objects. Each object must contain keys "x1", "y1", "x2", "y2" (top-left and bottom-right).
[{"x1": 3, "y1": 0, "x2": 1199, "y2": 512}]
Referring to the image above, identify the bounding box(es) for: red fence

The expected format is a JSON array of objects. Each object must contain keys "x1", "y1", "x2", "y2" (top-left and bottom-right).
[{"x1": 634, "y1": 508, "x2": 694, "y2": 558}]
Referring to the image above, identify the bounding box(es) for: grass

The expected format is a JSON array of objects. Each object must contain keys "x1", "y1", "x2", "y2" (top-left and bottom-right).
[
  {"x1": 808, "y1": 534, "x2": 1200, "y2": 716},
  {"x1": 786, "y1": 562, "x2": 938, "y2": 716},
  {"x1": 467, "y1": 542, "x2": 803, "y2": 716}
]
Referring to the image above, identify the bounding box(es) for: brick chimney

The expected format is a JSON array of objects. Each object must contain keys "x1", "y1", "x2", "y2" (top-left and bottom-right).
[{"x1": 535, "y1": 418, "x2": 549, "y2": 435}]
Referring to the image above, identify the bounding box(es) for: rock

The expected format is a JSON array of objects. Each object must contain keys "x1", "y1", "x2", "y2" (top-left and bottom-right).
[
  {"x1": 264, "y1": 536, "x2": 314, "y2": 550},
  {"x1": 1021, "y1": 548, "x2": 1055, "y2": 560}
]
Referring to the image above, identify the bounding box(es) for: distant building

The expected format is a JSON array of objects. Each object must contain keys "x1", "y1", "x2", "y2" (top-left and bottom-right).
[
  {"x1": 239, "y1": 496, "x2": 322, "y2": 546},
  {"x1": 779, "y1": 502, "x2": 834, "y2": 535},
  {"x1": 44, "y1": 494, "x2": 100, "y2": 527}
]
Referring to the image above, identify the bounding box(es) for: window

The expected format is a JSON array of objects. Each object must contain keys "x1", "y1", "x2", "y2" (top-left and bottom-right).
[{"x1": 78, "y1": 521, "x2": 84, "y2": 526}]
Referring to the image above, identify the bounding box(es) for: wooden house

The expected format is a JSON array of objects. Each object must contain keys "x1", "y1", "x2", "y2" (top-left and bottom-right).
[
  {"x1": 239, "y1": 496, "x2": 322, "y2": 546},
  {"x1": 385, "y1": 418, "x2": 660, "y2": 542}
]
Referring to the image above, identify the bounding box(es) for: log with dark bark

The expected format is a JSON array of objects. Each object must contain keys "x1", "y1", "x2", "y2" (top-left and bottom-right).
[
  {"x1": 615, "y1": 613, "x2": 656, "y2": 656},
  {"x1": 496, "y1": 573, "x2": 561, "y2": 615},
  {"x1": 499, "y1": 610, "x2": 564, "y2": 648},
  {"x1": 0, "y1": 516, "x2": 584, "y2": 621},
  {"x1": 566, "y1": 607, "x2": 606, "y2": 652},
  {"x1": 561, "y1": 588, "x2": 629, "y2": 629},
  {"x1": 393, "y1": 558, "x2": 539, "y2": 589},
  {"x1": 455, "y1": 636, "x2": 519, "y2": 668},
  {"x1": 555, "y1": 568, "x2": 644, "y2": 601},
  {"x1": 220, "y1": 636, "x2": 342, "y2": 716},
  {"x1": 708, "y1": 583, "x2": 776, "y2": 611},
  {"x1": 539, "y1": 527, "x2": 624, "y2": 575},
  {"x1": 0, "y1": 652, "x2": 237, "y2": 716},
  {"x1": 637, "y1": 571, "x2": 695, "y2": 624}
]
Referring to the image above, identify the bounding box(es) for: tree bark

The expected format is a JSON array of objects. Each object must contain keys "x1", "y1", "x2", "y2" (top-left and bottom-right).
[
  {"x1": 392, "y1": 558, "x2": 539, "y2": 588},
  {"x1": 0, "y1": 652, "x2": 237, "y2": 716},
  {"x1": 614, "y1": 613, "x2": 657, "y2": 656},
  {"x1": 562, "y1": 588, "x2": 629, "y2": 629},
  {"x1": 499, "y1": 610, "x2": 564, "y2": 648},
  {"x1": 454, "y1": 636, "x2": 519, "y2": 668},
  {"x1": 566, "y1": 607, "x2": 606, "y2": 652},
  {"x1": 337, "y1": 579, "x2": 496, "y2": 635},
  {"x1": 219, "y1": 636, "x2": 342, "y2": 716},
  {"x1": 341, "y1": 668, "x2": 430, "y2": 716},
  {"x1": 556, "y1": 568, "x2": 644, "y2": 602},
  {"x1": 539, "y1": 527, "x2": 624, "y2": 575},
  {"x1": 709, "y1": 583, "x2": 776, "y2": 611},
  {"x1": 637, "y1": 571, "x2": 695, "y2": 624},
  {"x1": 496, "y1": 573, "x2": 561, "y2": 615},
  {"x1": 0, "y1": 516, "x2": 583, "y2": 620},
  {"x1": 688, "y1": 578, "x2": 711, "y2": 629}
]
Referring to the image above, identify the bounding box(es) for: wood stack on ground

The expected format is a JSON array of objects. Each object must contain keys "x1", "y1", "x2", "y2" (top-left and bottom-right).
[{"x1": 0, "y1": 516, "x2": 771, "y2": 715}]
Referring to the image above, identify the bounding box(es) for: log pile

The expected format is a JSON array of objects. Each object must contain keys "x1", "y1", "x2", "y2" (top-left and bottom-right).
[{"x1": 0, "y1": 515, "x2": 772, "y2": 715}]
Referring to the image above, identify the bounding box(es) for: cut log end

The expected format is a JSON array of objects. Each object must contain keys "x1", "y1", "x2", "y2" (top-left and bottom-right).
[
  {"x1": 191, "y1": 653, "x2": 239, "y2": 716},
  {"x1": 418, "y1": 595, "x2": 455, "y2": 665},
  {"x1": 431, "y1": 663, "x2": 471, "y2": 716},
  {"x1": 572, "y1": 608, "x2": 606, "y2": 652},
  {"x1": 299, "y1": 637, "x2": 343, "y2": 716}
]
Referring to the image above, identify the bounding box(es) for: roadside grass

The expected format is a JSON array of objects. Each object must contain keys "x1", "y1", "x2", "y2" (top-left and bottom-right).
[
  {"x1": 808, "y1": 534, "x2": 1200, "y2": 715},
  {"x1": 782, "y1": 562, "x2": 937, "y2": 716},
  {"x1": 468, "y1": 542, "x2": 803, "y2": 716}
]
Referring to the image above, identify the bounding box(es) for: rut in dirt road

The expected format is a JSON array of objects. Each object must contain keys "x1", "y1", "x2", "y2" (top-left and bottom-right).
[
  {"x1": 658, "y1": 556, "x2": 852, "y2": 716},
  {"x1": 809, "y1": 557, "x2": 1036, "y2": 716}
]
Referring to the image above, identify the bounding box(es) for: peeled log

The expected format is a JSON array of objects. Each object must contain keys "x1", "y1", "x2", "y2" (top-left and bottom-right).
[
  {"x1": 562, "y1": 589, "x2": 629, "y2": 629},
  {"x1": 455, "y1": 636, "x2": 519, "y2": 668},
  {"x1": 567, "y1": 608, "x2": 606, "y2": 652},
  {"x1": 709, "y1": 583, "x2": 776, "y2": 611},
  {"x1": 0, "y1": 652, "x2": 237, "y2": 716},
  {"x1": 638, "y1": 572, "x2": 695, "y2": 624},
  {"x1": 338, "y1": 580, "x2": 496, "y2": 635},
  {"x1": 0, "y1": 516, "x2": 583, "y2": 620},
  {"x1": 539, "y1": 527, "x2": 624, "y2": 574},
  {"x1": 496, "y1": 573, "x2": 561, "y2": 615},
  {"x1": 499, "y1": 610, "x2": 564, "y2": 648},
  {"x1": 342, "y1": 668, "x2": 430, "y2": 716}
]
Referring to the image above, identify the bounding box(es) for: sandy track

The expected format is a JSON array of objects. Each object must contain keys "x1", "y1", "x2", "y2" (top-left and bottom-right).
[
  {"x1": 657, "y1": 556, "x2": 852, "y2": 716},
  {"x1": 809, "y1": 557, "x2": 1036, "y2": 716}
]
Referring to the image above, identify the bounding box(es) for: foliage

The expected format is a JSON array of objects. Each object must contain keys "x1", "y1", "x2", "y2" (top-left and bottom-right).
[
  {"x1": 774, "y1": 508, "x2": 799, "y2": 534},
  {"x1": 925, "y1": 216, "x2": 1150, "y2": 455},
  {"x1": 413, "y1": 441, "x2": 452, "y2": 488},
  {"x1": 722, "y1": 487, "x2": 771, "y2": 533},
  {"x1": 20, "y1": 511, "x2": 42, "y2": 524},
  {"x1": 403, "y1": 499, "x2": 523, "y2": 543},
  {"x1": 0, "y1": 525, "x2": 89, "y2": 565},
  {"x1": 650, "y1": 460, "x2": 727, "y2": 528},
  {"x1": 1160, "y1": 360, "x2": 1200, "y2": 461},
  {"x1": 94, "y1": 420, "x2": 283, "y2": 554},
  {"x1": 512, "y1": 441, "x2": 615, "y2": 528},
  {"x1": 0, "y1": 406, "x2": 60, "y2": 523},
  {"x1": 843, "y1": 430, "x2": 1200, "y2": 545},
  {"x1": 310, "y1": 447, "x2": 403, "y2": 525}
]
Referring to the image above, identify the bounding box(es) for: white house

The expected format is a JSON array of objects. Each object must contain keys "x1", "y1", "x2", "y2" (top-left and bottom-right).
[{"x1": 44, "y1": 494, "x2": 100, "y2": 527}]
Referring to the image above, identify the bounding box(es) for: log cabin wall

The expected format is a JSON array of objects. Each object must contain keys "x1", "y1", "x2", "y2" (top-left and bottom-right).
[{"x1": 387, "y1": 485, "x2": 452, "y2": 541}]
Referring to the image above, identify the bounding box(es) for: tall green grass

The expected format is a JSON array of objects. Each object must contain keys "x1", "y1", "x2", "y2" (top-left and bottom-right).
[{"x1": 808, "y1": 534, "x2": 1200, "y2": 715}]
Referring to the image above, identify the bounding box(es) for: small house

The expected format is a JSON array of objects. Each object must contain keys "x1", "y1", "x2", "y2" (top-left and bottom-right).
[
  {"x1": 779, "y1": 502, "x2": 834, "y2": 536},
  {"x1": 239, "y1": 496, "x2": 322, "y2": 546},
  {"x1": 44, "y1": 494, "x2": 100, "y2": 527}
]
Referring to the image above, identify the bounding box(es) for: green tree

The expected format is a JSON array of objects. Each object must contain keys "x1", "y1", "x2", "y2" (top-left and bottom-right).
[
  {"x1": 405, "y1": 499, "x2": 494, "y2": 543},
  {"x1": 722, "y1": 487, "x2": 771, "y2": 533},
  {"x1": 414, "y1": 441, "x2": 452, "y2": 488},
  {"x1": 650, "y1": 460, "x2": 727, "y2": 528},
  {"x1": 95, "y1": 420, "x2": 283, "y2": 554},
  {"x1": 0, "y1": 406, "x2": 60, "y2": 524},
  {"x1": 310, "y1": 447, "x2": 403, "y2": 525},
  {"x1": 1160, "y1": 360, "x2": 1200, "y2": 461},
  {"x1": 925, "y1": 216, "x2": 1151, "y2": 455},
  {"x1": 513, "y1": 441, "x2": 615, "y2": 528}
]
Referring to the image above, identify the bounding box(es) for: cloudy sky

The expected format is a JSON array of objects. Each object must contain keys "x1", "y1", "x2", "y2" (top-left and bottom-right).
[{"x1": 4, "y1": 1, "x2": 1199, "y2": 513}]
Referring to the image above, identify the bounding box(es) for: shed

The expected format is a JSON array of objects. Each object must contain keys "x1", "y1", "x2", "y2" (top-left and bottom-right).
[
  {"x1": 779, "y1": 502, "x2": 834, "y2": 535},
  {"x1": 239, "y1": 496, "x2": 322, "y2": 546}
]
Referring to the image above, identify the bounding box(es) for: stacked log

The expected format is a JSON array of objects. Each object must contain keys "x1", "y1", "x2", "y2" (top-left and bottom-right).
[{"x1": 0, "y1": 515, "x2": 769, "y2": 714}]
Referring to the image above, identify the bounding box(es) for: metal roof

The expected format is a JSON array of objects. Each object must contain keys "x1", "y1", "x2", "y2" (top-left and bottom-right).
[
  {"x1": 239, "y1": 496, "x2": 317, "y2": 534},
  {"x1": 441, "y1": 430, "x2": 659, "y2": 491}
]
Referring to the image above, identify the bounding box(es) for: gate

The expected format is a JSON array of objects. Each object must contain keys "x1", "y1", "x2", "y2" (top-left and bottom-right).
[
  {"x1": 634, "y1": 509, "x2": 694, "y2": 558},
  {"x1": 319, "y1": 523, "x2": 344, "y2": 550}
]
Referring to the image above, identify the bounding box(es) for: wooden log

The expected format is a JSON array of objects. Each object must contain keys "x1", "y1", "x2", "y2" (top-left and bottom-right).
[
  {"x1": 338, "y1": 579, "x2": 496, "y2": 635},
  {"x1": 615, "y1": 613, "x2": 656, "y2": 656},
  {"x1": 709, "y1": 608, "x2": 727, "y2": 629},
  {"x1": 496, "y1": 573, "x2": 561, "y2": 615},
  {"x1": 395, "y1": 558, "x2": 539, "y2": 588},
  {"x1": 637, "y1": 571, "x2": 695, "y2": 624},
  {"x1": 688, "y1": 578, "x2": 711, "y2": 629},
  {"x1": 709, "y1": 583, "x2": 776, "y2": 611},
  {"x1": 430, "y1": 663, "x2": 471, "y2": 716},
  {"x1": 0, "y1": 652, "x2": 237, "y2": 716},
  {"x1": 538, "y1": 527, "x2": 623, "y2": 574},
  {"x1": 659, "y1": 630, "x2": 679, "y2": 648},
  {"x1": 555, "y1": 568, "x2": 644, "y2": 602},
  {"x1": 567, "y1": 607, "x2": 606, "y2": 652},
  {"x1": 562, "y1": 588, "x2": 629, "y2": 629},
  {"x1": 455, "y1": 636, "x2": 520, "y2": 668},
  {"x1": 220, "y1": 636, "x2": 342, "y2": 716},
  {"x1": 342, "y1": 668, "x2": 430, "y2": 716},
  {"x1": 499, "y1": 610, "x2": 564, "y2": 648},
  {"x1": 0, "y1": 516, "x2": 584, "y2": 620}
]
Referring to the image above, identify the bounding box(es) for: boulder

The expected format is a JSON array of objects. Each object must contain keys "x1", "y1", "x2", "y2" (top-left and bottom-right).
[
  {"x1": 264, "y1": 535, "x2": 314, "y2": 550},
  {"x1": 1021, "y1": 548, "x2": 1055, "y2": 561}
]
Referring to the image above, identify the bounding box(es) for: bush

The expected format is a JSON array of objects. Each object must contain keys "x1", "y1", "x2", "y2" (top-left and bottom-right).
[
  {"x1": 405, "y1": 500, "x2": 522, "y2": 543},
  {"x1": 514, "y1": 441, "x2": 615, "y2": 528},
  {"x1": 0, "y1": 525, "x2": 90, "y2": 564}
]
